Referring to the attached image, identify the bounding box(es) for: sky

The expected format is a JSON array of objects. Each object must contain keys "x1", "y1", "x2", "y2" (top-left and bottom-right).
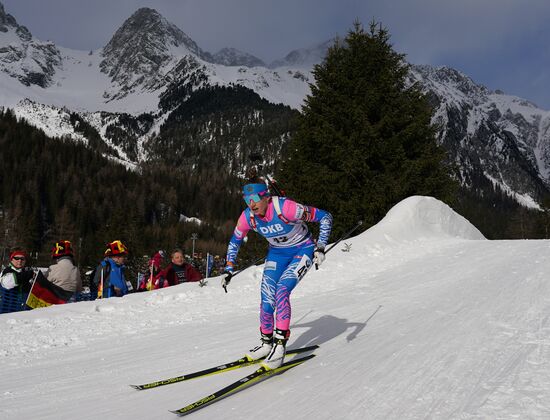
[
  {"x1": 2, "y1": 0, "x2": 550, "y2": 109},
  {"x1": 2, "y1": 195, "x2": 550, "y2": 419}
]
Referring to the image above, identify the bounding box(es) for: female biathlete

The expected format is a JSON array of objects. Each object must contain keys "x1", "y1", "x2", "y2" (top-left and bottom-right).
[{"x1": 223, "y1": 181, "x2": 332, "y2": 368}]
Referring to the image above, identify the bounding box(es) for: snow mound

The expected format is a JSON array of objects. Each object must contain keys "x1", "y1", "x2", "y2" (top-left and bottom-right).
[{"x1": 360, "y1": 196, "x2": 485, "y2": 245}]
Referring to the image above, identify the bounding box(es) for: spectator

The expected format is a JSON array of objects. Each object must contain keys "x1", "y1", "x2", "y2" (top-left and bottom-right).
[
  {"x1": 92, "y1": 240, "x2": 130, "y2": 298},
  {"x1": 138, "y1": 250, "x2": 166, "y2": 291},
  {"x1": 153, "y1": 248, "x2": 202, "y2": 289},
  {"x1": 0, "y1": 248, "x2": 35, "y2": 312},
  {"x1": 149, "y1": 250, "x2": 166, "y2": 274},
  {"x1": 46, "y1": 240, "x2": 82, "y2": 297}
]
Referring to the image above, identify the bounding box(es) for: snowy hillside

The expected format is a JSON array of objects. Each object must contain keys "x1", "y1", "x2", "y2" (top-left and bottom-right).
[
  {"x1": 410, "y1": 65, "x2": 550, "y2": 207},
  {"x1": 2, "y1": 196, "x2": 550, "y2": 419}
]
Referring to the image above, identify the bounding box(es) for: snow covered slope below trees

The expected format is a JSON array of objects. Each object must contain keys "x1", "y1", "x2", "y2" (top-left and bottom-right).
[{"x1": 1, "y1": 196, "x2": 549, "y2": 419}]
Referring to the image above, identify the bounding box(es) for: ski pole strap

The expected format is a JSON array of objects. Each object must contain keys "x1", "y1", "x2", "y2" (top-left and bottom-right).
[{"x1": 325, "y1": 220, "x2": 363, "y2": 254}]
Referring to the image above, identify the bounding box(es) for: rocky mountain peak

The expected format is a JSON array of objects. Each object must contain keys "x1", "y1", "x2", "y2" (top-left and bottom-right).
[
  {"x1": 107, "y1": 8, "x2": 202, "y2": 55},
  {"x1": 212, "y1": 47, "x2": 265, "y2": 68},
  {"x1": 411, "y1": 64, "x2": 489, "y2": 106},
  {"x1": 0, "y1": 1, "x2": 60, "y2": 87},
  {"x1": 100, "y1": 7, "x2": 212, "y2": 98},
  {"x1": 270, "y1": 39, "x2": 333, "y2": 69},
  {"x1": 0, "y1": 1, "x2": 13, "y2": 27},
  {"x1": 0, "y1": 1, "x2": 31, "y2": 40}
]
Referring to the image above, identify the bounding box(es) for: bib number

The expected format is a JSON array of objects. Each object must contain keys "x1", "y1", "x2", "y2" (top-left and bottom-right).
[
  {"x1": 273, "y1": 236, "x2": 289, "y2": 244},
  {"x1": 295, "y1": 254, "x2": 313, "y2": 281}
]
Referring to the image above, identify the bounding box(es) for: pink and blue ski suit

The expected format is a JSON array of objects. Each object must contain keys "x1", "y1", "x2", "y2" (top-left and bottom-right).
[{"x1": 225, "y1": 195, "x2": 332, "y2": 335}]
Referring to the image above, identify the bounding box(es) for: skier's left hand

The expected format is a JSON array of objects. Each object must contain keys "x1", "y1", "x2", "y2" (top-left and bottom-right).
[{"x1": 313, "y1": 246, "x2": 325, "y2": 269}]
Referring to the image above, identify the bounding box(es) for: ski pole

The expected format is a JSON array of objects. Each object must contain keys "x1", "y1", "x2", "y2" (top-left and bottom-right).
[
  {"x1": 325, "y1": 220, "x2": 363, "y2": 254},
  {"x1": 223, "y1": 256, "x2": 265, "y2": 293},
  {"x1": 315, "y1": 220, "x2": 363, "y2": 270}
]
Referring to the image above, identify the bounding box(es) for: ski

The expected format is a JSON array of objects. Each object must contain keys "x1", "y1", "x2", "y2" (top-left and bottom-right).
[
  {"x1": 130, "y1": 344, "x2": 318, "y2": 390},
  {"x1": 170, "y1": 354, "x2": 315, "y2": 417}
]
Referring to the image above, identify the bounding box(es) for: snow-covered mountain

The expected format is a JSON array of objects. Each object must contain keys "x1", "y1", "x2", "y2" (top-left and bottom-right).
[
  {"x1": 0, "y1": 2, "x2": 62, "y2": 88},
  {"x1": 0, "y1": 5, "x2": 312, "y2": 113},
  {"x1": 410, "y1": 65, "x2": 550, "y2": 209},
  {"x1": 1, "y1": 2, "x2": 550, "y2": 209},
  {"x1": 269, "y1": 39, "x2": 334, "y2": 69},
  {"x1": 2, "y1": 196, "x2": 550, "y2": 419},
  {"x1": 212, "y1": 47, "x2": 265, "y2": 68},
  {"x1": 99, "y1": 7, "x2": 212, "y2": 102}
]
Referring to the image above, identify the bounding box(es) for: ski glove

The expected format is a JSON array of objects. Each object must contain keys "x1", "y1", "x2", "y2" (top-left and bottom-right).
[
  {"x1": 313, "y1": 246, "x2": 326, "y2": 269},
  {"x1": 222, "y1": 271, "x2": 233, "y2": 292}
]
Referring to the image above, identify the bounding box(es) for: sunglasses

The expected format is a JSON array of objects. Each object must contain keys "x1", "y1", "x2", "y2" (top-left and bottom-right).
[
  {"x1": 243, "y1": 191, "x2": 268, "y2": 204},
  {"x1": 12, "y1": 257, "x2": 26, "y2": 261}
]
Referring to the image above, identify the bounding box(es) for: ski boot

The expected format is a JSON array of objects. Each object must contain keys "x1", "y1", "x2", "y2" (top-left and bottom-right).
[
  {"x1": 262, "y1": 329, "x2": 289, "y2": 369},
  {"x1": 246, "y1": 331, "x2": 273, "y2": 360}
]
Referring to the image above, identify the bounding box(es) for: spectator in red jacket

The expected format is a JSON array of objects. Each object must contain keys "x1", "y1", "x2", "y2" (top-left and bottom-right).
[
  {"x1": 148, "y1": 250, "x2": 166, "y2": 276},
  {"x1": 153, "y1": 248, "x2": 202, "y2": 289}
]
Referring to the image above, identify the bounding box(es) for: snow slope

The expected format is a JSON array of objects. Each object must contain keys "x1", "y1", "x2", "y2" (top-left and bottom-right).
[{"x1": 1, "y1": 196, "x2": 550, "y2": 419}]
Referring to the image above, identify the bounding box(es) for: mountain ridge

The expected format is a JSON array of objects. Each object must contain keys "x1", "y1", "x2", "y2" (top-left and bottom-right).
[{"x1": 1, "y1": 2, "x2": 550, "y2": 212}]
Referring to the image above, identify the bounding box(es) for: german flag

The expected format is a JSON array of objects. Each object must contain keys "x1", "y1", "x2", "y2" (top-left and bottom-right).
[
  {"x1": 26, "y1": 271, "x2": 74, "y2": 309},
  {"x1": 97, "y1": 276, "x2": 103, "y2": 299}
]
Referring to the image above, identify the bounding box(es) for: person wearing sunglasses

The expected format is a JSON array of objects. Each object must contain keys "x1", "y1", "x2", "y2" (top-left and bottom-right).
[
  {"x1": 0, "y1": 248, "x2": 35, "y2": 313},
  {"x1": 223, "y1": 179, "x2": 333, "y2": 369}
]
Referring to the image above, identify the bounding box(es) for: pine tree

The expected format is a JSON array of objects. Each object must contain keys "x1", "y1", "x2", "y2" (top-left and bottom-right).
[{"x1": 279, "y1": 21, "x2": 456, "y2": 236}]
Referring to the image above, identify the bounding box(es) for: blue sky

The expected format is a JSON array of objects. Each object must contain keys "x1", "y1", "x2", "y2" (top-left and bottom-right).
[{"x1": 3, "y1": 0, "x2": 550, "y2": 109}]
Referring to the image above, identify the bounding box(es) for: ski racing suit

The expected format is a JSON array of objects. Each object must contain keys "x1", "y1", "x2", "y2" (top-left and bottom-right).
[{"x1": 225, "y1": 196, "x2": 332, "y2": 334}]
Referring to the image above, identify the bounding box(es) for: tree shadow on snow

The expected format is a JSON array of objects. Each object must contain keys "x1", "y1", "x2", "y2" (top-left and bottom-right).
[{"x1": 290, "y1": 305, "x2": 382, "y2": 349}]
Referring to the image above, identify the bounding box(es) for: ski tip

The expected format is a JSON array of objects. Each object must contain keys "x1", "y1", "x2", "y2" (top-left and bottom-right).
[
  {"x1": 170, "y1": 409, "x2": 194, "y2": 417},
  {"x1": 129, "y1": 384, "x2": 144, "y2": 390}
]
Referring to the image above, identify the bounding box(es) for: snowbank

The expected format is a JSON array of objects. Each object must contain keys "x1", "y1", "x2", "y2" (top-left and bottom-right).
[{"x1": 359, "y1": 196, "x2": 485, "y2": 245}]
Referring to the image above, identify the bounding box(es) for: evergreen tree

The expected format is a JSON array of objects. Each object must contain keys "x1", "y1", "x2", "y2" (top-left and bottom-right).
[{"x1": 279, "y1": 21, "x2": 456, "y2": 236}]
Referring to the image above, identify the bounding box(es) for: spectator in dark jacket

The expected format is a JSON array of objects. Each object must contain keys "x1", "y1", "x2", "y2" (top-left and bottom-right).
[
  {"x1": 0, "y1": 248, "x2": 35, "y2": 312},
  {"x1": 153, "y1": 248, "x2": 202, "y2": 289}
]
